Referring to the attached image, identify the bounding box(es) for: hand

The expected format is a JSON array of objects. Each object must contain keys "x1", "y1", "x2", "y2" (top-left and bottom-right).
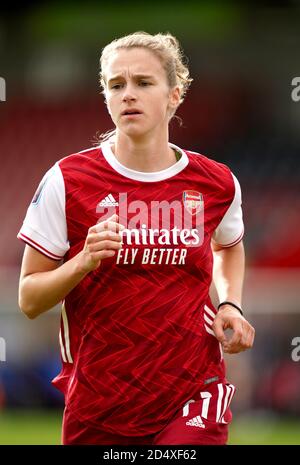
[
  {"x1": 212, "y1": 305, "x2": 255, "y2": 354},
  {"x1": 78, "y1": 214, "x2": 124, "y2": 274}
]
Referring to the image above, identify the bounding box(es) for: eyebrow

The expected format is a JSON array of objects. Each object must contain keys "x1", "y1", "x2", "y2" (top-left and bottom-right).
[{"x1": 108, "y1": 74, "x2": 155, "y2": 84}]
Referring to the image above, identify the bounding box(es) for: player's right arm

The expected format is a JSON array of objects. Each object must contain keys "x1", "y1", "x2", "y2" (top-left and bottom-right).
[{"x1": 19, "y1": 214, "x2": 123, "y2": 320}]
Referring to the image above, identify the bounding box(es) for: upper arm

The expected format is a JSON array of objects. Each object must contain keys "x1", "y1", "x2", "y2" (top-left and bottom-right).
[
  {"x1": 17, "y1": 162, "x2": 70, "y2": 261},
  {"x1": 20, "y1": 245, "x2": 61, "y2": 281}
]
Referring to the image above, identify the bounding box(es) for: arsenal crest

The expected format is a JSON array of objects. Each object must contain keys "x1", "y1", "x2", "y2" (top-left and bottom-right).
[{"x1": 183, "y1": 191, "x2": 204, "y2": 215}]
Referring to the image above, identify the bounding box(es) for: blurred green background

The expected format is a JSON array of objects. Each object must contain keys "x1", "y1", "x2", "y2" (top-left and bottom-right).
[
  {"x1": 1, "y1": 410, "x2": 300, "y2": 445},
  {"x1": 1, "y1": 0, "x2": 300, "y2": 445}
]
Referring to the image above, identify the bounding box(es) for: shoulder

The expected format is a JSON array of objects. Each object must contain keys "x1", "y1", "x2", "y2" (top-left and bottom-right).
[
  {"x1": 185, "y1": 149, "x2": 231, "y2": 174},
  {"x1": 58, "y1": 146, "x2": 101, "y2": 171},
  {"x1": 184, "y1": 148, "x2": 235, "y2": 189}
]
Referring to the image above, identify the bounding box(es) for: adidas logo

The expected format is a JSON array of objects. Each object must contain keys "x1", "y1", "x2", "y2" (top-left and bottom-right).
[
  {"x1": 186, "y1": 415, "x2": 205, "y2": 428},
  {"x1": 98, "y1": 194, "x2": 119, "y2": 207}
]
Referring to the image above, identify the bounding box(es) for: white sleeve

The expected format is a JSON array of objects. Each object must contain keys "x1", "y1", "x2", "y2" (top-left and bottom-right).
[
  {"x1": 17, "y1": 162, "x2": 70, "y2": 260},
  {"x1": 212, "y1": 173, "x2": 244, "y2": 247}
]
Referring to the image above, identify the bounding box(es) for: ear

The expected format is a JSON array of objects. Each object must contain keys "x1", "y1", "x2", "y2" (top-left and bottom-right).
[{"x1": 168, "y1": 86, "x2": 180, "y2": 110}]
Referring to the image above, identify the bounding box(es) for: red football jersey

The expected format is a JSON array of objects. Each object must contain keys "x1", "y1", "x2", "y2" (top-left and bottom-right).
[{"x1": 18, "y1": 140, "x2": 244, "y2": 437}]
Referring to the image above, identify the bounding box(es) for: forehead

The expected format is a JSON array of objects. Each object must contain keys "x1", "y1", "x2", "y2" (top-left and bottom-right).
[{"x1": 104, "y1": 47, "x2": 165, "y2": 79}]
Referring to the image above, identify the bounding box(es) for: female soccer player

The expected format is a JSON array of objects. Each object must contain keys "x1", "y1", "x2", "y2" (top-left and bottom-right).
[{"x1": 18, "y1": 31, "x2": 255, "y2": 445}]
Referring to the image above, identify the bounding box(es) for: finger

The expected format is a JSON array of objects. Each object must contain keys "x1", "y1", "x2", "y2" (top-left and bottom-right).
[
  {"x1": 90, "y1": 214, "x2": 119, "y2": 231},
  {"x1": 223, "y1": 322, "x2": 244, "y2": 353},
  {"x1": 241, "y1": 326, "x2": 252, "y2": 347},
  {"x1": 225, "y1": 327, "x2": 254, "y2": 354},
  {"x1": 223, "y1": 337, "x2": 245, "y2": 353},
  {"x1": 95, "y1": 221, "x2": 125, "y2": 233},
  {"x1": 90, "y1": 220, "x2": 125, "y2": 234},
  {"x1": 97, "y1": 230, "x2": 123, "y2": 242},
  {"x1": 223, "y1": 340, "x2": 244, "y2": 354},
  {"x1": 98, "y1": 213, "x2": 118, "y2": 222},
  {"x1": 88, "y1": 239, "x2": 123, "y2": 252},
  {"x1": 223, "y1": 345, "x2": 245, "y2": 354},
  {"x1": 241, "y1": 325, "x2": 255, "y2": 349},
  {"x1": 226, "y1": 320, "x2": 243, "y2": 347},
  {"x1": 212, "y1": 318, "x2": 227, "y2": 345},
  {"x1": 97, "y1": 213, "x2": 119, "y2": 225},
  {"x1": 86, "y1": 231, "x2": 122, "y2": 246},
  {"x1": 91, "y1": 249, "x2": 117, "y2": 261},
  {"x1": 249, "y1": 326, "x2": 255, "y2": 347}
]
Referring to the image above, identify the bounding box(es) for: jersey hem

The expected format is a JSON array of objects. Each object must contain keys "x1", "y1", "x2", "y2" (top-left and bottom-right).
[
  {"x1": 213, "y1": 228, "x2": 244, "y2": 248},
  {"x1": 17, "y1": 233, "x2": 64, "y2": 260}
]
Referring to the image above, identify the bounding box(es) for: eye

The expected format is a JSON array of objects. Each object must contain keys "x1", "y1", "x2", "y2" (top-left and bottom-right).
[
  {"x1": 111, "y1": 83, "x2": 123, "y2": 90},
  {"x1": 139, "y1": 81, "x2": 151, "y2": 87}
]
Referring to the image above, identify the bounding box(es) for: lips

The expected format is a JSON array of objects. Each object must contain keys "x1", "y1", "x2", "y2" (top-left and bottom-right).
[{"x1": 121, "y1": 109, "x2": 142, "y2": 116}]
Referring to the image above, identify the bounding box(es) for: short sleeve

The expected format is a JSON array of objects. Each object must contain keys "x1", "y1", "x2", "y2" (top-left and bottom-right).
[
  {"x1": 212, "y1": 173, "x2": 244, "y2": 247},
  {"x1": 17, "y1": 162, "x2": 70, "y2": 260}
]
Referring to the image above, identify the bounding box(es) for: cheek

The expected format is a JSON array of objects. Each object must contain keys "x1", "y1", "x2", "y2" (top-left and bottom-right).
[{"x1": 153, "y1": 91, "x2": 169, "y2": 113}]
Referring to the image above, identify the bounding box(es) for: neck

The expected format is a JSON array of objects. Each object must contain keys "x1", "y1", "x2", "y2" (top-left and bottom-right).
[{"x1": 113, "y1": 129, "x2": 176, "y2": 172}]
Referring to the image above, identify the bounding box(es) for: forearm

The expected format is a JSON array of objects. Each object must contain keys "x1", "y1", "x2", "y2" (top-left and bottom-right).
[
  {"x1": 212, "y1": 240, "x2": 245, "y2": 306},
  {"x1": 19, "y1": 252, "x2": 88, "y2": 319}
]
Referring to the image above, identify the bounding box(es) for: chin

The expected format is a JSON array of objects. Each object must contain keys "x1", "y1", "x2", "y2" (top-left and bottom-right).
[{"x1": 122, "y1": 127, "x2": 148, "y2": 139}]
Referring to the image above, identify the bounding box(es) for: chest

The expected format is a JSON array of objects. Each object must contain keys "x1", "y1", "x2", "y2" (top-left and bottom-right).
[{"x1": 64, "y1": 176, "x2": 227, "y2": 269}]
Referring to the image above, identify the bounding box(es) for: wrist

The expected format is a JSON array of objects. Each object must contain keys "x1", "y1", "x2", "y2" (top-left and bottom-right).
[
  {"x1": 73, "y1": 251, "x2": 93, "y2": 277},
  {"x1": 217, "y1": 301, "x2": 243, "y2": 316}
]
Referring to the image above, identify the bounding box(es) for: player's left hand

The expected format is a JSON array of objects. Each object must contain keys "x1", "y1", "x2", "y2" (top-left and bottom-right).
[{"x1": 212, "y1": 305, "x2": 255, "y2": 354}]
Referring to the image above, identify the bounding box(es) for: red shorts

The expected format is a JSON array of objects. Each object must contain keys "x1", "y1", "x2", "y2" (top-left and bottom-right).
[{"x1": 62, "y1": 381, "x2": 235, "y2": 445}]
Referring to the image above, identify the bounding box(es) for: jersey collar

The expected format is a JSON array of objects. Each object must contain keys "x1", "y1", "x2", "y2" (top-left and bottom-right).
[{"x1": 100, "y1": 140, "x2": 189, "y2": 182}]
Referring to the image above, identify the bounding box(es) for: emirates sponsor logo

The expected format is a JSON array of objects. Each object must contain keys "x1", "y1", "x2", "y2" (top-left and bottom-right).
[
  {"x1": 96, "y1": 192, "x2": 204, "y2": 248},
  {"x1": 122, "y1": 225, "x2": 200, "y2": 246}
]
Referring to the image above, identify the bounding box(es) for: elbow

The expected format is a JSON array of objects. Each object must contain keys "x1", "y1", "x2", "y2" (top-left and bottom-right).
[
  {"x1": 18, "y1": 294, "x2": 40, "y2": 320},
  {"x1": 18, "y1": 277, "x2": 42, "y2": 319}
]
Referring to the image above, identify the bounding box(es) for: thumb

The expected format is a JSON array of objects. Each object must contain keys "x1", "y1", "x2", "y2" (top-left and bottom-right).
[{"x1": 212, "y1": 318, "x2": 227, "y2": 344}]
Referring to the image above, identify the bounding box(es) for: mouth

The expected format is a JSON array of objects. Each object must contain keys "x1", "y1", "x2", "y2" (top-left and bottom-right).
[{"x1": 121, "y1": 109, "x2": 142, "y2": 116}]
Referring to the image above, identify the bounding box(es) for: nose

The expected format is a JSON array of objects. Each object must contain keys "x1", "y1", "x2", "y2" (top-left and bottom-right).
[{"x1": 122, "y1": 83, "x2": 136, "y2": 102}]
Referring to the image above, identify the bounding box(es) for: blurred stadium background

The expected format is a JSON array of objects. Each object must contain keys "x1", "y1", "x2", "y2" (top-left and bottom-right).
[{"x1": 1, "y1": 1, "x2": 300, "y2": 445}]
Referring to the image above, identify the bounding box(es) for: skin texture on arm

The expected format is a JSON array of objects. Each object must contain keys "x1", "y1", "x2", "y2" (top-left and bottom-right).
[
  {"x1": 19, "y1": 246, "x2": 87, "y2": 319},
  {"x1": 211, "y1": 240, "x2": 255, "y2": 354},
  {"x1": 18, "y1": 214, "x2": 124, "y2": 319}
]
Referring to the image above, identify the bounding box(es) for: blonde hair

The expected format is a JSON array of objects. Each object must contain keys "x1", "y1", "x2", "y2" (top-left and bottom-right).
[{"x1": 98, "y1": 31, "x2": 192, "y2": 141}]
